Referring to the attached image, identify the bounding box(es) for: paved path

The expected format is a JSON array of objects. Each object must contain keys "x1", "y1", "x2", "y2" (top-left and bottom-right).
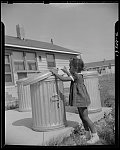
[{"x1": 5, "y1": 107, "x2": 111, "y2": 145}]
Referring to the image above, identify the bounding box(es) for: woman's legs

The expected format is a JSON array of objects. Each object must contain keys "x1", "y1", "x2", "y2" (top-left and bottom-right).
[
  {"x1": 77, "y1": 107, "x2": 96, "y2": 133},
  {"x1": 78, "y1": 108, "x2": 90, "y2": 131},
  {"x1": 78, "y1": 107, "x2": 99, "y2": 143}
]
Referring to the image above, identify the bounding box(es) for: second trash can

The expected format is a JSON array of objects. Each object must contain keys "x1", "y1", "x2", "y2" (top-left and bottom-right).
[
  {"x1": 23, "y1": 71, "x2": 67, "y2": 131},
  {"x1": 82, "y1": 71, "x2": 102, "y2": 113},
  {"x1": 16, "y1": 77, "x2": 31, "y2": 112}
]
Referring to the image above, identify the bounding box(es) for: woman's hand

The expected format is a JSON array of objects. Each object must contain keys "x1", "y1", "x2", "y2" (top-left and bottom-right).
[
  {"x1": 61, "y1": 66, "x2": 68, "y2": 73},
  {"x1": 61, "y1": 66, "x2": 71, "y2": 76},
  {"x1": 49, "y1": 68, "x2": 72, "y2": 81}
]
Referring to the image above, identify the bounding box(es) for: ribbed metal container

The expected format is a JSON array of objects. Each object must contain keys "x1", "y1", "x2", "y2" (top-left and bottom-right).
[
  {"x1": 30, "y1": 75, "x2": 67, "y2": 131},
  {"x1": 17, "y1": 78, "x2": 31, "y2": 112},
  {"x1": 82, "y1": 71, "x2": 102, "y2": 113},
  {"x1": 16, "y1": 72, "x2": 45, "y2": 112}
]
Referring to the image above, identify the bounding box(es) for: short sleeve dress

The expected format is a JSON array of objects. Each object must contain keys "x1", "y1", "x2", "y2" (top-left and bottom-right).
[{"x1": 69, "y1": 73, "x2": 91, "y2": 107}]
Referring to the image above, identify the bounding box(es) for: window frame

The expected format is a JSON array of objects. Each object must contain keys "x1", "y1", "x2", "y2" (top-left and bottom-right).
[
  {"x1": 13, "y1": 51, "x2": 39, "y2": 81},
  {"x1": 13, "y1": 51, "x2": 38, "y2": 73},
  {"x1": 46, "y1": 53, "x2": 56, "y2": 68},
  {"x1": 13, "y1": 51, "x2": 26, "y2": 72},
  {"x1": 25, "y1": 52, "x2": 37, "y2": 71},
  {"x1": 5, "y1": 53, "x2": 14, "y2": 85},
  {"x1": 5, "y1": 50, "x2": 39, "y2": 85}
]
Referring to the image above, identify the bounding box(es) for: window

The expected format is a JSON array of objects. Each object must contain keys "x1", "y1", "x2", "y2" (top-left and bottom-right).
[
  {"x1": 5, "y1": 54, "x2": 13, "y2": 83},
  {"x1": 14, "y1": 61, "x2": 25, "y2": 71},
  {"x1": 26, "y1": 52, "x2": 37, "y2": 71},
  {"x1": 13, "y1": 52, "x2": 25, "y2": 71},
  {"x1": 46, "y1": 54, "x2": 56, "y2": 68},
  {"x1": 5, "y1": 51, "x2": 38, "y2": 83},
  {"x1": 17, "y1": 72, "x2": 27, "y2": 80},
  {"x1": 13, "y1": 51, "x2": 37, "y2": 71}
]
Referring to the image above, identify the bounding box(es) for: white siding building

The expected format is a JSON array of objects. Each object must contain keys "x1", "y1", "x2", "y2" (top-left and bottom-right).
[
  {"x1": 5, "y1": 35, "x2": 80, "y2": 108},
  {"x1": 85, "y1": 59, "x2": 115, "y2": 74}
]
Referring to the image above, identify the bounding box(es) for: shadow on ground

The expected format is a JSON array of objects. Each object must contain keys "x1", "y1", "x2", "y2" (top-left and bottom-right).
[
  {"x1": 12, "y1": 118, "x2": 32, "y2": 129},
  {"x1": 66, "y1": 120, "x2": 79, "y2": 128},
  {"x1": 12, "y1": 118, "x2": 79, "y2": 131}
]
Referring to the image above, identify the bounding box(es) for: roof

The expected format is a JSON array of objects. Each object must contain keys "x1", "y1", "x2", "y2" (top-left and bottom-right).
[
  {"x1": 5, "y1": 35, "x2": 80, "y2": 55},
  {"x1": 85, "y1": 59, "x2": 115, "y2": 68}
]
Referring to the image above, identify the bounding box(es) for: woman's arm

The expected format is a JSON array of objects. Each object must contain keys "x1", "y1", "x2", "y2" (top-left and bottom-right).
[
  {"x1": 50, "y1": 69, "x2": 72, "y2": 81},
  {"x1": 61, "y1": 66, "x2": 71, "y2": 76}
]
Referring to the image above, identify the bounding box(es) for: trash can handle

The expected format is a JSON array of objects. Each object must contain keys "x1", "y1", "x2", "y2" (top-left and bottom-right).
[
  {"x1": 50, "y1": 94, "x2": 60, "y2": 102},
  {"x1": 50, "y1": 94, "x2": 60, "y2": 108}
]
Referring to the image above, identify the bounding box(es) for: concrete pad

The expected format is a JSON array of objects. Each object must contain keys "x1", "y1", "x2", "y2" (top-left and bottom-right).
[
  {"x1": 5, "y1": 107, "x2": 111, "y2": 145},
  {"x1": 5, "y1": 110, "x2": 44, "y2": 145},
  {"x1": 5, "y1": 109, "x2": 77, "y2": 145}
]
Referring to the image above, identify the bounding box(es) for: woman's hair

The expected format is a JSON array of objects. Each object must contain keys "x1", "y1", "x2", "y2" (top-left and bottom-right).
[{"x1": 69, "y1": 58, "x2": 84, "y2": 73}]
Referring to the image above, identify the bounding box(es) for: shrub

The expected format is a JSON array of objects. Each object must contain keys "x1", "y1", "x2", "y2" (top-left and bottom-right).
[
  {"x1": 46, "y1": 108, "x2": 115, "y2": 146},
  {"x1": 95, "y1": 106, "x2": 115, "y2": 145},
  {"x1": 104, "y1": 96, "x2": 115, "y2": 107},
  {"x1": 45, "y1": 124, "x2": 87, "y2": 146},
  {"x1": 5, "y1": 102, "x2": 19, "y2": 111},
  {"x1": 98, "y1": 74, "x2": 115, "y2": 107}
]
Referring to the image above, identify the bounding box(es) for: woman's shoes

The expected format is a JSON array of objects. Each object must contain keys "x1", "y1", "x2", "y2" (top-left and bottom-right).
[
  {"x1": 87, "y1": 132, "x2": 99, "y2": 144},
  {"x1": 81, "y1": 131, "x2": 99, "y2": 144},
  {"x1": 81, "y1": 131, "x2": 91, "y2": 140}
]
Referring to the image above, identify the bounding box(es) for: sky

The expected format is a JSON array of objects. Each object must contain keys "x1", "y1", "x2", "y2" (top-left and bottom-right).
[{"x1": 1, "y1": 3, "x2": 118, "y2": 63}]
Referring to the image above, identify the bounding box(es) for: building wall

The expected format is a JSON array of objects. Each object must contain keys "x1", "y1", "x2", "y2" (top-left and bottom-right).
[
  {"x1": 55, "y1": 53, "x2": 73, "y2": 88},
  {"x1": 111, "y1": 66, "x2": 115, "y2": 73},
  {"x1": 5, "y1": 85, "x2": 18, "y2": 108},
  {"x1": 102, "y1": 65, "x2": 115, "y2": 74},
  {"x1": 5, "y1": 47, "x2": 75, "y2": 108},
  {"x1": 36, "y1": 51, "x2": 73, "y2": 88},
  {"x1": 37, "y1": 51, "x2": 48, "y2": 71},
  {"x1": 37, "y1": 51, "x2": 74, "y2": 71},
  {"x1": 86, "y1": 65, "x2": 115, "y2": 74},
  {"x1": 55, "y1": 53, "x2": 71, "y2": 69}
]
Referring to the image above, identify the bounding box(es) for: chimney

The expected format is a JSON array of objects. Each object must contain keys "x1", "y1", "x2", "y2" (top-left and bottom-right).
[{"x1": 16, "y1": 24, "x2": 25, "y2": 40}]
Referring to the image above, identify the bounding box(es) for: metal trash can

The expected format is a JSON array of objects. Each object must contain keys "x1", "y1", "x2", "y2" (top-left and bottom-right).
[
  {"x1": 16, "y1": 77, "x2": 31, "y2": 112},
  {"x1": 23, "y1": 71, "x2": 67, "y2": 132},
  {"x1": 82, "y1": 71, "x2": 102, "y2": 113},
  {"x1": 16, "y1": 72, "x2": 41, "y2": 112}
]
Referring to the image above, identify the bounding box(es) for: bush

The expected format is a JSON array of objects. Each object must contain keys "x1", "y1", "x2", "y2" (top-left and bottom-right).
[
  {"x1": 104, "y1": 97, "x2": 115, "y2": 107},
  {"x1": 45, "y1": 124, "x2": 87, "y2": 146},
  {"x1": 46, "y1": 108, "x2": 115, "y2": 146},
  {"x1": 95, "y1": 106, "x2": 115, "y2": 145},
  {"x1": 5, "y1": 102, "x2": 19, "y2": 111},
  {"x1": 98, "y1": 74, "x2": 115, "y2": 107}
]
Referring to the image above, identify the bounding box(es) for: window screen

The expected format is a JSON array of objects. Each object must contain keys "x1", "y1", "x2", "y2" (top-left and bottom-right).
[
  {"x1": 46, "y1": 54, "x2": 56, "y2": 68},
  {"x1": 5, "y1": 54, "x2": 13, "y2": 83}
]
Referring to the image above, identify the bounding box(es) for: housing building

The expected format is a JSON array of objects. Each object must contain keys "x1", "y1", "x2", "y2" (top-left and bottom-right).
[
  {"x1": 5, "y1": 25, "x2": 80, "y2": 107},
  {"x1": 85, "y1": 59, "x2": 115, "y2": 74}
]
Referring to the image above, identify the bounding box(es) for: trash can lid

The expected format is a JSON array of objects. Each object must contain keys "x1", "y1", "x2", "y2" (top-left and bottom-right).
[{"x1": 16, "y1": 71, "x2": 52, "y2": 86}]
